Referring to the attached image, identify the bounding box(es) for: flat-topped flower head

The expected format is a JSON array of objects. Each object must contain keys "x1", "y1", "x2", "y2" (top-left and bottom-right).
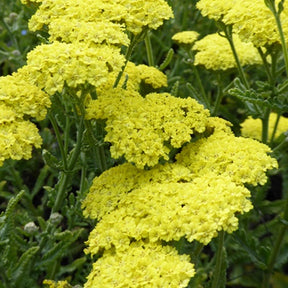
[
  {"x1": 196, "y1": 0, "x2": 238, "y2": 21},
  {"x1": 223, "y1": 0, "x2": 288, "y2": 47},
  {"x1": 241, "y1": 113, "x2": 288, "y2": 141},
  {"x1": 23, "y1": 0, "x2": 173, "y2": 35},
  {"x1": 21, "y1": 42, "x2": 125, "y2": 95},
  {"x1": 85, "y1": 174, "x2": 252, "y2": 254},
  {"x1": 176, "y1": 128, "x2": 278, "y2": 186},
  {"x1": 193, "y1": 33, "x2": 262, "y2": 70},
  {"x1": 43, "y1": 280, "x2": 71, "y2": 288},
  {"x1": 0, "y1": 72, "x2": 51, "y2": 121},
  {"x1": 172, "y1": 31, "x2": 200, "y2": 46},
  {"x1": 82, "y1": 162, "x2": 193, "y2": 220},
  {"x1": 0, "y1": 104, "x2": 42, "y2": 166},
  {"x1": 86, "y1": 91, "x2": 210, "y2": 168},
  {"x1": 48, "y1": 19, "x2": 130, "y2": 47},
  {"x1": 85, "y1": 241, "x2": 195, "y2": 288}
]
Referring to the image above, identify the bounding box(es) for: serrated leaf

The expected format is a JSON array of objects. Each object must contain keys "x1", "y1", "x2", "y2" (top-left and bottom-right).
[
  {"x1": 186, "y1": 82, "x2": 203, "y2": 104},
  {"x1": 233, "y1": 229, "x2": 268, "y2": 270},
  {"x1": 159, "y1": 48, "x2": 174, "y2": 71},
  {"x1": 171, "y1": 80, "x2": 179, "y2": 96},
  {"x1": 40, "y1": 229, "x2": 83, "y2": 266},
  {"x1": 59, "y1": 257, "x2": 87, "y2": 275},
  {"x1": 12, "y1": 246, "x2": 40, "y2": 287},
  {"x1": 42, "y1": 149, "x2": 63, "y2": 170}
]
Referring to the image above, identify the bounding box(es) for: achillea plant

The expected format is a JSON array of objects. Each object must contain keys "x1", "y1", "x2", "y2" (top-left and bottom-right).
[{"x1": 1, "y1": 0, "x2": 288, "y2": 287}]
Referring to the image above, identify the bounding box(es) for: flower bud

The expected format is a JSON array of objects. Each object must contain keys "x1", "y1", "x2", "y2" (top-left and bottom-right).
[
  {"x1": 49, "y1": 212, "x2": 63, "y2": 225},
  {"x1": 24, "y1": 221, "x2": 39, "y2": 235}
]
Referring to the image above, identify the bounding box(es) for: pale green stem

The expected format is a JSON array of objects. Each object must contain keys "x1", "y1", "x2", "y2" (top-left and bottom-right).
[
  {"x1": 211, "y1": 230, "x2": 226, "y2": 288},
  {"x1": 212, "y1": 73, "x2": 224, "y2": 116},
  {"x1": 48, "y1": 113, "x2": 68, "y2": 171},
  {"x1": 223, "y1": 25, "x2": 250, "y2": 89},
  {"x1": 187, "y1": 50, "x2": 210, "y2": 108},
  {"x1": 52, "y1": 113, "x2": 85, "y2": 213},
  {"x1": 114, "y1": 30, "x2": 147, "y2": 88},
  {"x1": 145, "y1": 32, "x2": 155, "y2": 66},
  {"x1": 267, "y1": 1, "x2": 288, "y2": 77},
  {"x1": 257, "y1": 47, "x2": 273, "y2": 84},
  {"x1": 85, "y1": 120, "x2": 107, "y2": 172}
]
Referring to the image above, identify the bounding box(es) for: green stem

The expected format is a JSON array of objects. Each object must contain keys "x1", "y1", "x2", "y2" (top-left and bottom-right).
[
  {"x1": 267, "y1": 1, "x2": 288, "y2": 77},
  {"x1": 212, "y1": 73, "x2": 224, "y2": 116},
  {"x1": 145, "y1": 32, "x2": 155, "y2": 66},
  {"x1": 223, "y1": 25, "x2": 250, "y2": 89},
  {"x1": 48, "y1": 113, "x2": 68, "y2": 170},
  {"x1": 114, "y1": 30, "x2": 147, "y2": 88},
  {"x1": 262, "y1": 197, "x2": 288, "y2": 288},
  {"x1": 85, "y1": 120, "x2": 107, "y2": 172},
  {"x1": 211, "y1": 230, "x2": 226, "y2": 288},
  {"x1": 52, "y1": 106, "x2": 85, "y2": 213},
  {"x1": 188, "y1": 50, "x2": 210, "y2": 109},
  {"x1": 257, "y1": 47, "x2": 273, "y2": 84}
]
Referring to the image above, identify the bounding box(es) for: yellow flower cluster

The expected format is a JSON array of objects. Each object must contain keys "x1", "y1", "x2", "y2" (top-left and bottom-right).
[
  {"x1": 0, "y1": 70, "x2": 50, "y2": 166},
  {"x1": 85, "y1": 240, "x2": 195, "y2": 288},
  {"x1": 196, "y1": 0, "x2": 236, "y2": 21},
  {"x1": 197, "y1": 0, "x2": 288, "y2": 47},
  {"x1": 22, "y1": 0, "x2": 173, "y2": 36},
  {"x1": 48, "y1": 19, "x2": 130, "y2": 47},
  {"x1": 43, "y1": 280, "x2": 71, "y2": 288},
  {"x1": 82, "y1": 116, "x2": 277, "y2": 287},
  {"x1": 96, "y1": 61, "x2": 168, "y2": 94},
  {"x1": 223, "y1": 0, "x2": 288, "y2": 47},
  {"x1": 0, "y1": 72, "x2": 50, "y2": 121},
  {"x1": 193, "y1": 33, "x2": 262, "y2": 70},
  {"x1": 241, "y1": 113, "x2": 288, "y2": 141},
  {"x1": 0, "y1": 104, "x2": 43, "y2": 166},
  {"x1": 172, "y1": 31, "x2": 200, "y2": 45},
  {"x1": 86, "y1": 90, "x2": 210, "y2": 168},
  {"x1": 176, "y1": 129, "x2": 278, "y2": 186},
  {"x1": 18, "y1": 42, "x2": 125, "y2": 95}
]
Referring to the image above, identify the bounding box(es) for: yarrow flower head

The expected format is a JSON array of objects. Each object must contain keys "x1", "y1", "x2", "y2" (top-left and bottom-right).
[
  {"x1": 43, "y1": 280, "x2": 71, "y2": 288},
  {"x1": 86, "y1": 90, "x2": 210, "y2": 168},
  {"x1": 84, "y1": 240, "x2": 195, "y2": 288},
  {"x1": 172, "y1": 31, "x2": 199, "y2": 45},
  {"x1": 19, "y1": 42, "x2": 125, "y2": 95},
  {"x1": 0, "y1": 68, "x2": 50, "y2": 166},
  {"x1": 172, "y1": 31, "x2": 200, "y2": 50},
  {"x1": 48, "y1": 19, "x2": 130, "y2": 47},
  {"x1": 193, "y1": 33, "x2": 262, "y2": 70},
  {"x1": 83, "y1": 113, "x2": 278, "y2": 285},
  {"x1": 22, "y1": 0, "x2": 173, "y2": 35},
  {"x1": 223, "y1": 0, "x2": 288, "y2": 47},
  {"x1": 176, "y1": 128, "x2": 278, "y2": 186},
  {"x1": 0, "y1": 104, "x2": 42, "y2": 166},
  {"x1": 0, "y1": 71, "x2": 51, "y2": 121},
  {"x1": 196, "y1": 0, "x2": 238, "y2": 21},
  {"x1": 241, "y1": 113, "x2": 288, "y2": 141}
]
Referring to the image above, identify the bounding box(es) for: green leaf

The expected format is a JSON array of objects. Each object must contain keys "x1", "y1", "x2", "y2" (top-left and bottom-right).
[
  {"x1": 159, "y1": 48, "x2": 174, "y2": 71},
  {"x1": 12, "y1": 246, "x2": 40, "y2": 287},
  {"x1": 232, "y1": 229, "x2": 268, "y2": 270},
  {"x1": 42, "y1": 149, "x2": 63, "y2": 170},
  {"x1": 171, "y1": 80, "x2": 179, "y2": 96}
]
